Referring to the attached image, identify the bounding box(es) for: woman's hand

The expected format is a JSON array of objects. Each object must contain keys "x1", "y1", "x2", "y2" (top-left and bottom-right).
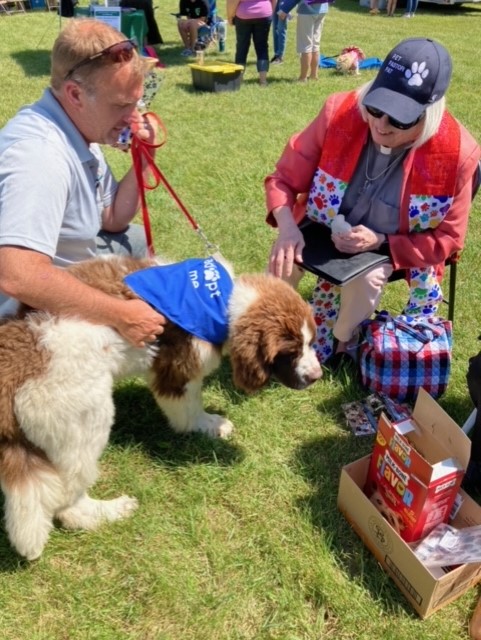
[
  {"x1": 269, "y1": 226, "x2": 305, "y2": 278},
  {"x1": 269, "y1": 206, "x2": 305, "y2": 277},
  {"x1": 332, "y1": 225, "x2": 385, "y2": 253}
]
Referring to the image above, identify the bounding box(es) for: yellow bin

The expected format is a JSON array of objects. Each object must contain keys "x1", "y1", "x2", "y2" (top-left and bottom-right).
[{"x1": 189, "y1": 62, "x2": 244, "y2": 93}]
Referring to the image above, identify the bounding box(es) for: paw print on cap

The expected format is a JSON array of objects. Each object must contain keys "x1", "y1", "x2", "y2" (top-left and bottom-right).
[{"x1": 404, "y1": 60, "x2": 429, "y2": 87}]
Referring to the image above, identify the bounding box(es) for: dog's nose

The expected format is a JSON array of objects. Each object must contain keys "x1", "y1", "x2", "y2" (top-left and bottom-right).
[{"x1": 306, "y1": 362, "x2": 322, "y2": 385}]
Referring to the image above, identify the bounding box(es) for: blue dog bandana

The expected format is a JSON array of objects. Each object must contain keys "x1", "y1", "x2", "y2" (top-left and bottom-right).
[{"x1": 124, "y1": 257, "x2": 234, "y2": 344}]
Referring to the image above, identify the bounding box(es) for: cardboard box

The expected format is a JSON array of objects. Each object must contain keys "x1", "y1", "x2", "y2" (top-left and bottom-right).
[
  {"x1": 189, "y1": 63, "x2": 244, "y2": 93},
  {"x1": 339, "y1": 455, "x2": 481, "y2": 617},
  {"x1": 338, "y1": 391, "x2": 481, "y2": 617},
  {"x1": 364, "y1": 390, "x2": 469, "y2": 542}
]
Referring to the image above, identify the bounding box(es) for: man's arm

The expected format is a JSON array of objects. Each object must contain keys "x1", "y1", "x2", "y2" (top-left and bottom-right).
[
  {"x1": 101, "y1": 115, "x2": 159, "y2": 233},
  {"x1": 0, "y1": 247, "x2": 166, "y2": 347}
]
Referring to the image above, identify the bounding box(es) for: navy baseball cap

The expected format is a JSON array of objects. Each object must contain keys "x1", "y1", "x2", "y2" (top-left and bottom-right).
[{"x1": 362, "y1": 38, "x2": 452, "y2": 125}]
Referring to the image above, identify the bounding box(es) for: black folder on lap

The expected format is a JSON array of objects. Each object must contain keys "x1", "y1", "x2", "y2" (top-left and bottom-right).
[{"x1": 297, "y1": 219, "x2": 390, "y2": 286}]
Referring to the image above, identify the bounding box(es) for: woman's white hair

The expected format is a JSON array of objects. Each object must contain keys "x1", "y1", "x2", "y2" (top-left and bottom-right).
[{"x1": 356, "y1": 81, "x2": 446, "y2": 149}]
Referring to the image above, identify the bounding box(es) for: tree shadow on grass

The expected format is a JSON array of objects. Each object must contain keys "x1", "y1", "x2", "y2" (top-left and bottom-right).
[{"x1": 11, "y1": 49, "x2": 51, "y2": 78}]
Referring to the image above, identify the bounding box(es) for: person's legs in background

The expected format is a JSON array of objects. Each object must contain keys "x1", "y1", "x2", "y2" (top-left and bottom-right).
[
  {"x1": 235, "y1": 19, "x2": 253, "y2": 71},
  {"x1": 308, "y1": 14, "x2": 324, "y2": 81},
  {"x1": 309, "y1": 50, "x2": 319, "y2": 80},
  {"x1": 143, "y1": 1, "x2": 163, "y2": 45},
  {"x1": 177, "y1": 19, "x2": 192, "y2": 53},
  {"x1": 299, "y1": 53, "x2": 311, "y2": 82},
  {"x1": 296, "y1": 14, "x2": 312, "y2": 82},
  {"x1": 272, "y1": 8, "x2": 280, "y2": 60},
  {"x1": 188, "y1": 18, "x2": 206, "y2": 51},
  {"x1": 178, "y1": 19, "x2": 204, "y2": 54},
  {"x1": 403, "y1": 0, "x2": 417, "y2": 16},
  {"x1": 271, "y1": 1, "x2": 287, "y2": 63},
  {"x1": 386, "y1": 0, "x2": 397, "y2": 16},
  {"x1": 251, "y1": 18, "x2": 271, "y2": 85}
]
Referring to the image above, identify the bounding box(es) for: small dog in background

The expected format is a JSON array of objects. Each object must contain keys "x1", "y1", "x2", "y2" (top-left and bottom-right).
[{"x1": 336, "y1": 46, "x2": 366, "y2": 76}]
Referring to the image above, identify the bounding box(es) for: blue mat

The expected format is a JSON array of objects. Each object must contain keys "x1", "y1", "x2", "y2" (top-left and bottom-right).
[{"x1": 319, "y1": 55, "x2": 382, "y2": 69}]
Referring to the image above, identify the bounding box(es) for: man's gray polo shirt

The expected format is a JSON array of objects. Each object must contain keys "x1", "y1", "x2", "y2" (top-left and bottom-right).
[{"x1": 0, "y1": 88, "x2": 119, "y2": 314}]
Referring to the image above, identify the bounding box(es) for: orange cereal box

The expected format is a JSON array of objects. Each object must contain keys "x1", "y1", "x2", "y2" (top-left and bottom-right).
[{"x1": 364, "y1": 402, "x2": 466, "y2": 543}]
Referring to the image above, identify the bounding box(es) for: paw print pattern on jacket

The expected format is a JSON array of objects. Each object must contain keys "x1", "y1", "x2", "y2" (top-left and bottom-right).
[
  {"x1": 306, "y1": 168, "x2": 348, "y2": 226},
  {"x1": 405, "y1": 61, "x2": 429, "y2": 87}
]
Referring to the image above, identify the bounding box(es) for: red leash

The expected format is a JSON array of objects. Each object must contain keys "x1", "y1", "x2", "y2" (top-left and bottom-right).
[{"x1": 130, "y1": 113, "x2": 219, "y2": 257}]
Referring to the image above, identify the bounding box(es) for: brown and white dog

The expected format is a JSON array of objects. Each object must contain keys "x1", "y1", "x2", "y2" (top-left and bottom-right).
[
  {"x1": 0, "y1": 255, "x2": 321, "y2": 560},
  {"x1": 336, "y1": 46, "x2": 366, "y2": 76}
]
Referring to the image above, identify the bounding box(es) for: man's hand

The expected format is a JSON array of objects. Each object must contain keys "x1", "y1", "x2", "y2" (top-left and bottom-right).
[
  {"x1": 114, "y1": 299, "x2": 166, "y2": 348},
  {"x1": 130, "y1": 113, "x2": 160, "y2": 146}
]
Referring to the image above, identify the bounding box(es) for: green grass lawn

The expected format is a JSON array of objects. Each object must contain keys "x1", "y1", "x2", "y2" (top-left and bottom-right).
[{"x1": 1, "y1": 2, "x2": 481, "y2": 638}]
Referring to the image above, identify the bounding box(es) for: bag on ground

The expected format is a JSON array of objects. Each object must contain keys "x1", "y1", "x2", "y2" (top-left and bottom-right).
[{"x1": 359, "y1": 311, "x2": 452, "y2": 402}]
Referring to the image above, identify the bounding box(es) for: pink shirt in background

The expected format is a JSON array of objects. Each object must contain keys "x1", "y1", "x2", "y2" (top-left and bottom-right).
[{"x1": 236, "y1": 0, "x2": 273, "y2": 19}]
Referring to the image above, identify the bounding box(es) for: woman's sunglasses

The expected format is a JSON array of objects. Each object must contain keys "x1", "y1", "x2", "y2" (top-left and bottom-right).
[
  {"x1": 64, "y1": 40, "x2": 138, "y2": 81},
  {"x1": 365, "y1": 105, "x2": 424, "y2": 131}
]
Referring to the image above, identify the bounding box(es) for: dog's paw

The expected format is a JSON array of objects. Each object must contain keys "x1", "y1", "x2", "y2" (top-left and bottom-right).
[
  {"x1": 11, "y1": 533, "x2": 49, "y2": 562},
  {"x1": 102, "y1": 495, "x2": 139, "y2": 522},
  {"x1": 197, "y1": 413, "x2": 234, "y2": 439},
  {"x1": 58, "y1": 494, "x2": 139, "y2": 530},
  {"x1": 5, "y1": 510, "x2": 53, "y2": 561}
]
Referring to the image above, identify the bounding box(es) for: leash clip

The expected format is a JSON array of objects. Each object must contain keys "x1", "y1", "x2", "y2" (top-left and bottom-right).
[{"x1": 196, "y1": 226, "x2": 221, "y2": 256}]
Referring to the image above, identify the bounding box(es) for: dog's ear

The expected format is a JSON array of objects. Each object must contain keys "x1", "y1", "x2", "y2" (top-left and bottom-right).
[{"x1": 229, "y1": 323, "x2": 271, "y2": 393}]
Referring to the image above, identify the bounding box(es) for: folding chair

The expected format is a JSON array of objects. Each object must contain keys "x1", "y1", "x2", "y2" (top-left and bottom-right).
[
  {"x1": 0, "y1": 0, "x2": 26, "y2": 13},
  {"x1": 298, "y1": 159, "x2": 481, "y2": 324},
  {"x1": 195, "y1": 0, "x2": 227, "y2": 53},
  {"x1": 45, "y1": 0, "x2": 60, "y2": 11}
]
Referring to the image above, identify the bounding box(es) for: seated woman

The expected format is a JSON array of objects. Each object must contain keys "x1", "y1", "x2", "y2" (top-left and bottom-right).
[
  {"x1": 177, "y1": 0, "x2": 210, "y2": 56},
  {"x1": 264, "y1": 37, "x2": 481, "y2": 367}
]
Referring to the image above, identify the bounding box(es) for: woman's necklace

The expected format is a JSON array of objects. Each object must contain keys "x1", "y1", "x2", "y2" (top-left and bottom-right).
[{"x1": 362, "y1": 142, "x2": 405, "y2": 192}]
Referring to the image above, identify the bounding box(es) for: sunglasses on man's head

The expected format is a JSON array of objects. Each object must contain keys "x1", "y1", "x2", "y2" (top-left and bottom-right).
[
  {"x1": 64, "y1": 40, "x2": 138, "y2": 81},
  {"x1": 365, "y1": 105, "x2": 424, "y2": 130}
]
